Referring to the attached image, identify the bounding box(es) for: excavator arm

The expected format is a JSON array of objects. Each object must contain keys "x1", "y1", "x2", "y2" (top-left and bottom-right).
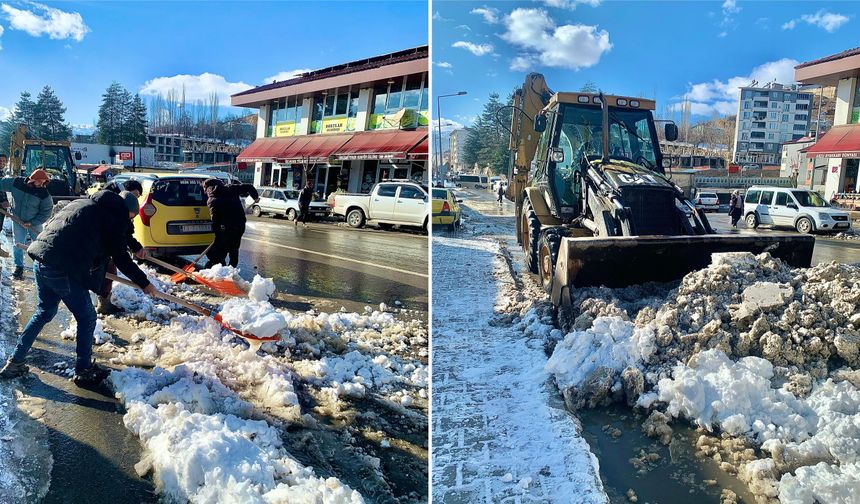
[{"x1": 506, "y1": 73, "x2": 552, "y2": 203}]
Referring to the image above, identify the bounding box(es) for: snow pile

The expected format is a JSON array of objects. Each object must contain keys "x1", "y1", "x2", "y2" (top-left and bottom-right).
[
  {"x1": 197, "y1": 264, "x2": 251, "y2": 291},
  {"x1": 112, "y1": 366, "x2": 363, "y2": 504},
  {"x1": 539, "y1": 252, "x2": 860, "y2": 502},
  {"x1": 111, "y1": 265, "x2": 176, "y2": 321},
  {"x1": 219, "y1": 298, "x2": 287, "y2": 338},
  {"x1": 61, "y1": 318, "x2": 113, "y2": 345},
  {"x1": 248, "y1": 276, "x2": 276, "y2": 302},
  {"x1": 832, "y1": 231, "x2": 860, "y2": 241}
]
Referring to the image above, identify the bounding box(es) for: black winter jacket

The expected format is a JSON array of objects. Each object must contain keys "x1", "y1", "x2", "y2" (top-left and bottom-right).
[
  {"x1": 27, "y1": 190, "x2": 150, "y2": 291},
  {"x1": 298, "y1": 186, "x2": 314, "y2": 208},
  {"x1": 205, "y1": 182, "x2": 258, "y2": 230}
]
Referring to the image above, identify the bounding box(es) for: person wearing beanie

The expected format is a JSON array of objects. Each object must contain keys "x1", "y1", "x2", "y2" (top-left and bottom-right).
[
  {"x1": 0, "y1": 189, "x2": 159, "y2": 388},
  {"x1": 202, "y1": 178, "x2": 259, "y2": 268},
  {"x1": 0, "y1": 168, "x2": 55, "y2": 278}
]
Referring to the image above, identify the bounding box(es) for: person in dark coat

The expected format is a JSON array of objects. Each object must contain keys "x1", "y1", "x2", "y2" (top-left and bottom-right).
[
  {"x1": 296, "y1": 180, "x2": 314, "y2": 228},
  {"x1": 203, "y1": 178, "x2": 259, "y2": 268},
  {"x1": 97, "y1": 179, "x2": 146, "y2": 314},
  {"x1": 0, "y1": 190, "x2": 157, "y2": 387},
  {"x1": 729, "y1": 190, "x2": 743, "y2": 228}
]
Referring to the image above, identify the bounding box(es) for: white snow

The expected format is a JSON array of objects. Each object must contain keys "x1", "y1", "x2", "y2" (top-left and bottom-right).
[
  {"x1": 218, "y1": 298, "x2": 287, "y2": 338},
  {"x1": 197, "y1": 264, "x2": 252, "y2": 291},
  {"x1": 248, "y1": 276, "x2": 275, "y2": 302},
  {"x1": 61, "y1": 318, "x2": 112, "y2": 345}
]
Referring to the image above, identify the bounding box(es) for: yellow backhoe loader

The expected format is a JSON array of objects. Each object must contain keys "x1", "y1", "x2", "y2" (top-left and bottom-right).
[
  {"x1": 504, "y1": 73, "x2": 814, "y2": 313},
  {"x1": 9, "y1": 124, "x2": 82, "y2": 199}
]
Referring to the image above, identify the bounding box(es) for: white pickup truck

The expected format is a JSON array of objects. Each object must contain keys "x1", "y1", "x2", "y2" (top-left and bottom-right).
[{"x1": 331, "y1": 180, "x2": 429, "y2": 231}]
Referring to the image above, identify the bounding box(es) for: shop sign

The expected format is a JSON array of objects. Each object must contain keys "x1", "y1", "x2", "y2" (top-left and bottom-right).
[{"x1": 275, "y1": 122, "x2": 297, "y2": 137}]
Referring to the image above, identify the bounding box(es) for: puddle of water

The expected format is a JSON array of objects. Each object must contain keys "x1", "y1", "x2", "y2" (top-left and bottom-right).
[{"x1": 578, "y1": 404, "x2": 757, "y2": 504}]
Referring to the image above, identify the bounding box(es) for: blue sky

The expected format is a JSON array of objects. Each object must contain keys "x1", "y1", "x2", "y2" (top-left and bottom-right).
[
  {"x1": 433, "y1": 0, "x2": 856, "y2": 139},
  {"x1": 0, "y1": 1, "x2": 428, "y2": 128}
]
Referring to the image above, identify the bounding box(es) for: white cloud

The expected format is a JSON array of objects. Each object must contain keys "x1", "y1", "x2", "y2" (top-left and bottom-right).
[
  {"x1": 0, "y1": 105, "x2": 10, "y2": 121},
  {"x1": 782, "y1": 10, "x2": 848, "y2": 32},
  {"x1": 455, "y1": 24, "x2": 472, "y2": 31},
  {"x1": 139, "y1": 73, "x2": 253, "y2": 106},
  {"x1": 452, "y1": 40, "x2": 494, "y2": 56},
  {"x1": 433, "y1": 117, "x2": 465, "y2": 133},
  {"x1": 434, "y1": 61, "x2": 453, "y2": 68},
  {"x1": 470, "y1": 6, "x2": 499, "y2": 24},
  {"x1": 542, "y1": 0, "x2": 601, "y2": 9},
  {"x1": 1, "y1": 2, "x2": 89, "y2": 41},
  {"x1": 501, "y1": 8, "x2": 611, "y2": 70},
  {"x1": 676, "y1": 58, "x2": 799, "y2": 116},
  {"x1": 263, "y1": 69, "x2": 312, "y2": 84},
  {"x1": 716, "y1": 0, "x2": 740, "y2": 36},
  {"x1": 509, "y1": 55, "x2": 534, "y2": 71}
]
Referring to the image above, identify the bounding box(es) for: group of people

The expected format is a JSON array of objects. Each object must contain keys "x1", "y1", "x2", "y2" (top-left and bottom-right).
[{"x1": 0, "y1": 170, "x2": 260, "y2": 388}]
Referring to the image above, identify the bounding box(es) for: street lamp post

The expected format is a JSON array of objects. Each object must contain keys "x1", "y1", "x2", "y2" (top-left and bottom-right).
[{"x1": 436, "y1": 91, "x2": 467, "y2": 179}]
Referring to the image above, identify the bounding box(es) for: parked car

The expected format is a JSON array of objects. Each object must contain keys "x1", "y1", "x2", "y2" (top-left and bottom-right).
[
  {"x1": 744, "y1": 186, "x2": 851, "y2": 234},
  {"x1": 456, "y1": 175, "x2": 487, "y2": 189},
  {"x1": 431, "y1": 188, "x2": 462, "y2": 229},
  {"x1": 130, "y1": 173, "x2": 214, "y2": 255},
  {"x1": 693, "y1": 191, "x2": 720, "y2": 212},
  {"x1": 250, "y1": 187, "x2": 330, "y2": 220},
  {"x1": 331, "y1": 180, "x2": 429, "y2": 231}
]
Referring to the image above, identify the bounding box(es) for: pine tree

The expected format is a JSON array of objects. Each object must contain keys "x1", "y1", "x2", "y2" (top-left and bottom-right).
[
  {"x1": 33, "y1": 86, "x2": 71, "y2": 141},
  {"x1": 128, "y1": 94, "x2": 148, "y2": 144},
  {"x1": 97, "y1": 82, "x2": 126, "y2": 145},
  {"x1": 462, "y1": 92, "x2": 512, "y2": 175}
]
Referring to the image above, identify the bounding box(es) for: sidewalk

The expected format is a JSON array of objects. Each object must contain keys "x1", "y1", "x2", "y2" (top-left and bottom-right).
[{"x1": 431, "y1": 224, "x2": 606, "y2": 503}]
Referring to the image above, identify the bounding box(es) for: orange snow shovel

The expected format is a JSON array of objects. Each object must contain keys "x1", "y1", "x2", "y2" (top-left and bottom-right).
[
  {"x1": 170, "y1": 242, "x2": 214, "y2": 283},
  {"x1": 105, "y1": 272, "x2": 279, "y2": 342},
  {"x1": 144, "y1": 255, "x2": 248, "y2": 297}
]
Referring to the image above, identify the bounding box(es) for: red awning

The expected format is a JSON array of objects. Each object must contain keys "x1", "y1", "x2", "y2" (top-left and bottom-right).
[
  {"x1": 407, "y1": 136, "x2": 428, "y2": 160},
  {"x1": 806, "y1": 124, "x2": 860, "y2": 159},
  {"x1": 237, "y1": 137, "x2": 298, "y2": 163},
  {"x1": 280, "y1": 134, "x2": 353, "y2": 163},
  {"x1": 334, "y1": 130, "x2": 427, "y2": 161},
  {"x1": 91, "y1": 165, "x2": 111, "y2": 176}
]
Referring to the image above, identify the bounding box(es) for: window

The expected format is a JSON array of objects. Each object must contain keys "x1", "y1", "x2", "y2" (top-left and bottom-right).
[
  {"x1": 372, "y1": 84, "x2": 388, "y2": 114},
  {"x1": 347, "y1": 94, "x2": 359, "y2": 118},
  {"x1": 796, "y1": 104, "x2": 809, "y2": 110},
  {"x1": 853, "y1": 80, "x2": 860, "y2": 123},
  {"x1": 783, "y1": 104, "x2": 791, "y2": 112},
  {"x1": 324, "y1": 94, "x2": 335, "y2": 116},
  {"x1": 260, "y1": 190, "x2": 271, "y2": 198},
  {"x1": 794, "y1": 124, "x2": 806, "y2": 131},
  {"x1": 387, "y1": 77, "x2": 403, "y2": 112},
  {"x1": 745, "y1": 190, "x2": 761, "y2": 204},
  {"x1": 399, "y1": 185, "x2": 425, "y2": 200},
  {"x1": 768, "y1": 112, "x2": 777, "y2": 119},
  {"x1": 742, "y1": 111, "x2": 751, "y2": 119},
  {"x1": 768, "y1": 133, "x2": 775, "y2": 140},
  {"x1": 741, "y1": 132, "x2": 749, "y2": 140},
  {"x1": 402, "y1": 74, "x2": 423, "y2": 109},
  {"x1": 775, "y1": 192, "x2": 789, "y2": 206},
  {"x1": 760, "y1": 191, "x2": 774, "y2": 205},
  {"x1": 782, "y1": 114, "x2": 789, "y2": 122},
  {"x1": 795, "y1": 114, "x2": 808, "y2": 122},
  {"x1": 377, "y1": 184, "x2": 398, "y2": 197},
  {"x1": 335, "y1": 93, "x2": 348, "y2": 115},
  {"x1": 744, "y1": 101, "x2": 751, "y2": 109},
  {"x1": 768, "y1": 122, "x2": 778, "y2": 129},
  {"x1": 771, "y1": 102, "x2": 779, "y2": 109}
]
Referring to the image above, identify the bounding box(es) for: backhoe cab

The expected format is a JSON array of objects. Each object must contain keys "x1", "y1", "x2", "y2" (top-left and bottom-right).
[
  {"x1": 8, "y1": 124, "x2": 82, "y2": 198},
  {"x1": 505, "y1": 75, "x2": 814, "y2": 315}
]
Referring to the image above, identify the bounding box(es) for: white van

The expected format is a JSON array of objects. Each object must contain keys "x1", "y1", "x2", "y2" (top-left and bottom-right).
[{"x1": 743, "y1": 186, "x2": 851, "y2": 234}]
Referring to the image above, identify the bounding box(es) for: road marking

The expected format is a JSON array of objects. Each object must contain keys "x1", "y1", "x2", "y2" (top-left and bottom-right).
[{"x1": 242, "y1": 237, "x2": 428, "y2": 278}]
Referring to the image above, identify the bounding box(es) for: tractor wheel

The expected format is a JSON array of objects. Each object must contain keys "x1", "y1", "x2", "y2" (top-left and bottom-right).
[
  {"x1": 538, "y1": 228, "x2": 564, "y2": 293},
  {"x1": 796, "y1": 216, "x2": 813, "y2": 234},
  {"x1": 522, "y1": 198, "x2": 541, "y2": 273}
]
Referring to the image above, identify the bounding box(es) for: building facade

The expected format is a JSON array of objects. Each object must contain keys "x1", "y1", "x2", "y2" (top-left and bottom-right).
[
  {"x1": 147, "y1": 134, "x2": 242, "y2": 165},
  {"x1": 796, "y1": 48, "x2": 860, "y2": 198},
  {"x1": 232, "y1": 46, "x2": 428, "y2": 197},
  {"x1": 449, "y1": 128, "x2": 470, "y2": 172},
  {"x1": 779, "y1": 137, "x2": 827, "y2": 191},
  {"x1": 732, "y1": 82, "x2": 813, "y2": 167}
]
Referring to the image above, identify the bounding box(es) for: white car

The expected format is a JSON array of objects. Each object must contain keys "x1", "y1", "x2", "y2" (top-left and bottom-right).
[
  {"x1": 331, "y1": 180, "x2": 429, "y2": 231},
  {"x1": 743, "y1": 186, "x2": 851, "y2": 234},
  {"x1": 250, "y1": 187, "x2": 330, "y2": 220},
  {"x1": 693, "y1": 191, "x2": 720, "y2": 212}
]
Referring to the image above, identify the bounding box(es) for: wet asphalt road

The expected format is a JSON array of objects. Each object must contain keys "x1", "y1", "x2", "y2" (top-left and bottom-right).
[{"x1": 230, "y1": 217, "x2": 429, "y2": 315}]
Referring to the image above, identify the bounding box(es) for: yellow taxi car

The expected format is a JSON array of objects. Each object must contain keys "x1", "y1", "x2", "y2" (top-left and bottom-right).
[
  {"x1": 431, "y1": 188, "x2": 461, "y2": 229},
  {"x1": 115, "y1": 173, "x2": 215, "y2": 255}
]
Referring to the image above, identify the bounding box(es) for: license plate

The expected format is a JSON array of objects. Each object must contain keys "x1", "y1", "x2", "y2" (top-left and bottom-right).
[{"x1": 182, "y1": 224, "x2": 211, "y2": 233}]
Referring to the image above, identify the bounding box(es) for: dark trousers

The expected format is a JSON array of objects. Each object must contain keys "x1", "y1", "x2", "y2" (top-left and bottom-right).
[
  {"x1": 12, "y1": 262, "x2": 97, "y2": 372},
  {"x1": 297, "y1": 205, "x2": 310, "y2": 223},
  {"x1": 100, "y1": 260, "x2": 117, "y2": 297},
  {"x1": 206, "y1": 223, "x2": 245, "y2": 268}
]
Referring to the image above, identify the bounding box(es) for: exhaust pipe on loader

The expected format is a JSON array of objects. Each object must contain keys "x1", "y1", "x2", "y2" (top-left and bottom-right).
[{"x1": 550, "y1": 234, "x2": 815, "y2": 308}]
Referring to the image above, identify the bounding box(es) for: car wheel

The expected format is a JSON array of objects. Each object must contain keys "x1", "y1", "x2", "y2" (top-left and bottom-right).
[
  {"x1": 286, "y1": 208, "x2": 297, "y2": 221},
  {"x1": 796, "y1": 217, "x2": 813, "y2": 234},
  {"x1": 745, "y1": 213, "x2": 758, "y2": 229},
  {"x1": 252, "y1": 205, "x2": 262, "y2": 217},
  {"x1": 346, "y1": 209, "x2": 365, "y2": 228}
]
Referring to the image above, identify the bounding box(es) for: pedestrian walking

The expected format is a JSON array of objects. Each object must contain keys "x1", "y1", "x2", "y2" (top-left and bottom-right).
[
  {"x1": 203, "y1": 178, "x2": 259, "y2": 268},
  {"x1": 296, "y1": 180, "x2": 314, "y2": 227},
  {"x1": 496, "y1": 182, "x2": 505, "y2": 206},
  {"x1": 729, "y1": 190, "x2": 743, "y2": 228},
  {"x1": 97, "y1": 179, "x2": 147, "y2": 314},
  {"x1": 0, "y1": 169, "x2": 54, "y2": 278},
  {"x1": 0, "y1": 190, "x2": 158, "y2": 387}
]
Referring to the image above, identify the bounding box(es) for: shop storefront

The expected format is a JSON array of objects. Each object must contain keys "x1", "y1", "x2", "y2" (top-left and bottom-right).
[{"x1": 233, "y1": 46, "x2": 429, "y2": 197}]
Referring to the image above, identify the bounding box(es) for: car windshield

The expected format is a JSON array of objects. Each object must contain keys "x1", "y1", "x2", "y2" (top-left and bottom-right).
[
  {"x1": 151, "y1": 178, "x2": 207, "y2": 206},
  {"x1": 432, "y1": 189, "x2": 448, "y2": 199},
  {"x1": 791, "y1": 190, "x2": 829, "y2": 208},
  {"x1": 558, "y1": 104, "x2": 658, "y2": 170}
]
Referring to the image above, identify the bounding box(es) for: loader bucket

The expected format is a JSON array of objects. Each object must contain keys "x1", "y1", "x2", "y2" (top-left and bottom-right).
[{"x1": 550, "y1": 234, "x2": 815, "y2": 306}]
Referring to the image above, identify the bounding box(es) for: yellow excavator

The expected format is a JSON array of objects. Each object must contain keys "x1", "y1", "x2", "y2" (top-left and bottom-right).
[
  {"x1": 505, "y1": 73, "x2": 814, "y2": 313},
  {"x1": 8, "y1": 124, "x2": 82, "y2": 199}
]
